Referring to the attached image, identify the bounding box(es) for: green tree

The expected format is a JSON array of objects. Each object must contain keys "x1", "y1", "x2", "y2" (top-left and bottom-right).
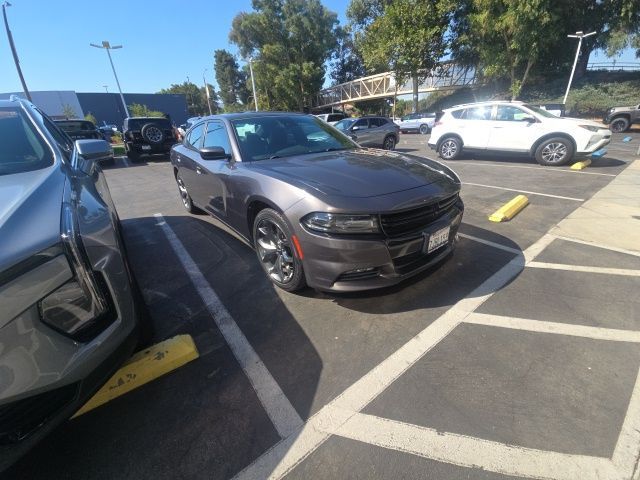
[
  {"x1": 157, "y1": 81, "x2": 217, "y2": 116},
  {"x1": 84, "y1": 112, "x2": 98, "y2": 125},
  {"x1": 330, "y1": 26, "x2": 367, "y2": 85},
  {"x1": 214, "y1": 49, "x2": 250, "y2": 111},
  {"x1": 356, "y1": 0, "x2": 452, "y2": 111},
  {"x1": 61, "y1": 103, "x2": 78, "y2": 119},
  {"x1": 230, "y1": 0, "x2": 339, "y2": 111},
  {"x1": 128, "y1": 103, "x2": 165, "y2": 117}
]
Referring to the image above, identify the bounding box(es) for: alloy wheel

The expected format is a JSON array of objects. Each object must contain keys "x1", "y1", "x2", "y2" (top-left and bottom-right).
[
  {"x1": 256, "y1": 219, "x2": 295, "y2": 284},
  {"x1": 146, "y1": 126, "x2": 163, "y2": 143},
  {"x1": 440, "y1": 139, "x2": 458, "y2": 159},
  {"x1": 383, "y1": 136, "x2": 395, "y2": 150},
  {"x1": 610, "y1": 118, "x2": 628, "y2": 133},
  {"x1": 176, "y1": 176, "x2": 190, "y2": 209},
  {"x1": 541, "y1": 142, "x2": 567, "y2": 164}
]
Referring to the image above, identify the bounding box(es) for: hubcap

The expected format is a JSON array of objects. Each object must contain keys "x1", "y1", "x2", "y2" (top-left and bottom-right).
[
  {"x1": 541, "y1": 142, "x2": 567, "y2": 163},
  {"x1": 420, "y1": 125, "x2": 428, "y2": 134},
  {"x1": 384, "y1": 137, "x2": 394, "y2": 150},
  {"x1": 441, "y1": 140, "x2": 457, "y2": 159},
  {"x1": 176, "y1": 176, "x2": 190, "y2": 208},
  {"x1": 256, "y1": 219, "x2": 295, "y2": 284},
  {"x1": 146, "y1": 126, "x2": 163, "y2": 143},
  {"x1": 611, "y1": 119, "x2": 626, "y2": 133}
]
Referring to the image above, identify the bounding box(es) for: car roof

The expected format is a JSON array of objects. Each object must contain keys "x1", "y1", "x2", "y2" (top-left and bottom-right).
[
  {"x1": 194, "y1": 111, "x2": 311, "y2": 122},
  {"x1": 0, "y1": 95, "x2": 28, "y2": 108},
  {"x1": 446, "y1": 100, "x2": 525, "y2": 111}
]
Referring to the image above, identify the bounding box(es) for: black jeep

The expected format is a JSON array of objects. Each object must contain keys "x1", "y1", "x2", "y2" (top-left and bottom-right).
[
  {"x1": 604, "y1": 104, "x2": 640, "y2": 133},
  {"x1": 54, "y1": 119, "x2": 105, "y2": 141},
  {"x1": 123, "y1": 117, "x2": 177, "y2": 160}
]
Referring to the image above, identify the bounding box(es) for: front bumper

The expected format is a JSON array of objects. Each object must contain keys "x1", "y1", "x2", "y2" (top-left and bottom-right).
[
  {"x1": 577, "y1": 132, "x2": 611, "y2": 155},
  {"x1": 296, "y1": 200, "x2": 463, "y2": 292}
]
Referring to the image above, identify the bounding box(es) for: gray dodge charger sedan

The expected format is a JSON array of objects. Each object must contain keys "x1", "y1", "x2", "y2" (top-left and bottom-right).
[
  {"x1": 0, "y1": 97, "x2": 141, "y2": 469},
  {"x1": 171, "y1": 112, "x2": 464, "y2": 292}
]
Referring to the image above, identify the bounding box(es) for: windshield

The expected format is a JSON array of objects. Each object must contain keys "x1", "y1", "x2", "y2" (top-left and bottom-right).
[
  {"x1": 333, "y1": 118, "x2": 356, "y2": 130},
  {"x1": 0, "y1": 107, "x2": 54, "y2": 176},
  {"x1": 524, "y1": 104, "x2": 558, "y2": 118},
  {"x1": 232, "y1": 115, "x2": 356, "y2": 161}
]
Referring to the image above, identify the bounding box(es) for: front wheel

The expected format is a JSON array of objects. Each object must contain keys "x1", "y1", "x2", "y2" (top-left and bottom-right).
[
  {"x1": 382, "y1": 135, "x2": 396, "y2": 150},
  {"x1": 176, "y1": 172, "x2": 199, "y2": 213},
  {"x1": 253, "y1": 209, "x2": 306, "y2": 292},
  {"x1": 419, "y1": 124, "x2": 430, "y2": 135},
  {"x1": 610, "y1": 117, "x2": 630, "y2": 133},
  {"x1": 535, "y1": 137, "x2": 574, "y2": 166},
  {"x1": 438, "y1": 137, "x2": 462, "y2": 160}
]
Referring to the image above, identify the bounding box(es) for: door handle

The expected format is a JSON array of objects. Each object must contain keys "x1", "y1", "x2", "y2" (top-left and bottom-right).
[{"x1": 196, "y1": 166, "x2": 203, "y2": 175}]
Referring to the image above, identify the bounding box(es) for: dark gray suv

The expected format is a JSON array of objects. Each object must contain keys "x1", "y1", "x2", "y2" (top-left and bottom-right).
[
  {"x1": 333, "y1": 116, "x2": 400, "y2": 150},
  {"x1": 0, "y1": 97, "x2": 141, "y2": 469},
  {"x1": 171, "y1": 113, "x2": 463, "y2": 293}
]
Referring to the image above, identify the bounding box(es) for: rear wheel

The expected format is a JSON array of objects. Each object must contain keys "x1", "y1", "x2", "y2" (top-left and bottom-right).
[
  {"x1": 382, "y1": 135, "x2": 396, "y2": 150},
  {"x1": 610, "y1": 117, "x2": 630, "y2": 133},
  {"x1": 419, "y1": 124, "x2": 430, "y2": 135},
  {"x1": 535, "y1": 137, "x2": 574, "y2": 166},
  {"x1": 438, "y1": 136, "x2": 461, "y2": 160},
  {"x1": 253, "y1": 209, "x2": 306, "y2": 292}
]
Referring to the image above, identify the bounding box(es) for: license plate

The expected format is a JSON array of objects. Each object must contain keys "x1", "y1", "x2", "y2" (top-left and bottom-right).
[
  {"x1": 427, "y1": 226, "x2": 450, "y2": 253},
  {"x1": 141, "y1": 145, "x2": 151, "y2": 150}
]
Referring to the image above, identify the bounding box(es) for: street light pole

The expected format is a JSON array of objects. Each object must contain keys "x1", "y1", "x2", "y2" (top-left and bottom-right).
[
  {"x1": 247, "y1": 57, "x2": 258, "y2": 111},
  {"x1": 90, "y1": 41, "x2": 130, "y2": 117},
  {"x1": 563, "y1": 31, "x2": 596, "y2": 105},
  {"x1": 103, "y1": 85, "x2": 109, "y2": 93},
  {"x1": 2, "y1": 2, "x2": 31, "y2": 101},
  {"x1": 203, "y1": 69, "x2": 213, "y2": 115}
]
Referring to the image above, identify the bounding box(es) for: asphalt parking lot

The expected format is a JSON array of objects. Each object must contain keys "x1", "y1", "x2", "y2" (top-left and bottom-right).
[{"x1": 6, "y1": 132, "x2": 640, "y2": 480}]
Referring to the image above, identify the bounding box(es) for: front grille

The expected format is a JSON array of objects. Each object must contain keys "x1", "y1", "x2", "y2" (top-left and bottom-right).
[
  {"x1": 335, "y1": 268, "x2": 380, "y2": 282},
  {"x1": 380, "y1": 194, "x2": 458, "y2": 237},
  {"x1": 0, "y1": 383, "x2": 78, "y2": 444},
  {"x1": 392, "y1": 248, "x2": 446, "y2": 276}
]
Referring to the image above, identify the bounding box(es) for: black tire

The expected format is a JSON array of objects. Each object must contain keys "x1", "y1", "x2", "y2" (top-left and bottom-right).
[
  {"x1": 175, "y1": 172, "x2": 199, "y2": 213},
  {"x1": 609, "y1": 117, "x2": 630, "y2": 133},
  {"x1": 141, "y1": 123, "x2": 165, "y2": 144},
  {"x1": 253, "y1": 208, "x2": 306, "y2": 292},
  {"x1": 438, "y1": 136, "x2": 462, "y2": 160},
  {"x1": 419, "y1": 124, "x2": 430, "y2": 135},
  {"x1": 534, "y1": 137, "x2": 574, "y2": 166},
  {"x1": 382, "y1": 135, "x2": 396, "y2": 150}
]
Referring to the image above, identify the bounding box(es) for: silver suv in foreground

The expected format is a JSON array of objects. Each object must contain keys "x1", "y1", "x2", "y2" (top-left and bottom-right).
[{"x1": 0, "y1": 97, "x2": 141, "y2": 470}]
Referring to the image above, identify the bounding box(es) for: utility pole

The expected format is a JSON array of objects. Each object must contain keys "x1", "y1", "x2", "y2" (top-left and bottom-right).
[
  {"x1": 90, "y1": 41, "x2": 130, "y2": 117},
  {"x1": 2, "y1": 2, "x2": 31, "y2": 101},
  {"x1": 203, "y1": 69, "x2": 213, "y2": 115},
  {"x1": 247, "y1": 57, "x2": 258, "y2": 111},
  {"x1": 563, "y1": 31, "x2": 596, "y2": 105}
]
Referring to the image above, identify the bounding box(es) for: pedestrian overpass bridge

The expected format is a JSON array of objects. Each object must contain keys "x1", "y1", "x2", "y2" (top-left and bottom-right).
[{"x1": 312, "y1": 63, "x2": 477, "y2": 109}]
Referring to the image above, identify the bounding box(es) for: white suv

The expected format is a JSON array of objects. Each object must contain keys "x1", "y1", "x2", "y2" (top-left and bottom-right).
[{"x1": 428, "y1": 101, "x2": 611, "y2": 166}]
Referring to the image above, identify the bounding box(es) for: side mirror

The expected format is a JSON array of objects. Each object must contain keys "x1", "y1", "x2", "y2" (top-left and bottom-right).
[
  {"x1": 200, "y1": 146, "x2": 230, "y2": 160},
  {"x1": 75, "y1": 139, "x2": 113, "y2": 163},
  {"x1": 523, "y1": 116, "x2": 536, "y2": 124},
  {"x1": 351, "y1": 126, "x2": 361, "y2": 131}
]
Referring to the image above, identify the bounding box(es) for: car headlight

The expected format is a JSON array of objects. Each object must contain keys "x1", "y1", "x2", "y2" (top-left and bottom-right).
[
  {"x1": 302, "y1": 212, "x2": 380, "y2": 233},
  {"x1": 579, "y1": 124, "x2": 601, "y2": 132}
]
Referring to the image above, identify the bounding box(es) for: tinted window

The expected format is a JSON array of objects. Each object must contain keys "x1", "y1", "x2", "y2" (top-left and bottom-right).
[
  {"x1": 450, "y1": 109, "x2": 464, "y2": 119},
  {"x1": 353, "y1": 119, "x2": 369, "y2": 129},
  {"x1": 231, "y1": 115, "x2": 355, "y2": 161},
  {"x1": 496, "y1": 105, "x2": 532, "y2": 122},
  {"x1": 56, "y1": 121, "x2": 96, "y2": 131},
  {"x1": 334, "y1": 118, "x2": 356, "y2": 130},
  {"x1": 0, "y1": 107, "x2": 54, "y2": 175},
  {"x1": 186, "y1": 123, "x2": 204, "y2": 149},
  {"x1": 369, "y1": 118, "x2": 387, "y2": 127},
  {"x1": 462, "y1": 106, "x2": 492, "y2": 120},
  {"x1": 126, "y1": 118, "x2": 171, "y2": 130},
  {"x1": 203, "y1": 121, "x2": 231, "y2": 154},
  {"x1": 41, "y1": 114, "x2": 74, "y2": 160},
  {"x1": 327, "y1": 114, "x2": 345, "y2": 122}
]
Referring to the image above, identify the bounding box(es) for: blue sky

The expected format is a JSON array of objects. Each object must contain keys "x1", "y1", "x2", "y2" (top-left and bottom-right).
[{"x1": 0, "y1": 0, "x2": 636, "y2": 95}]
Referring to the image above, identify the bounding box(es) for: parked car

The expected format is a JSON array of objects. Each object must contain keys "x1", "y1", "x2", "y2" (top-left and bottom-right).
[
  {"x1": 315, "y1": 112, "x2": 348, "y2": 125},
  {"x1": 54, "y1": 119, "x2": 105, "y2": 141},
  {"x1": 0, "y1": 96, "x2": 142, "y2": 470},
  {"x1": 396, "y1": 112, "x2": 436, "y2": 134},
  {"x1": 171, "y1": 113, "x2": 463, "y2": 292},
  {"x1": 429, "y1": 101, "x2": 611, "y2": 166},
  {"x1": 122, "y1": 116, "x2": 177, "y2": 160},
  {"x1": 604, "y1": 104, "x2": 640, "y2": 133},
  {"x1": 333, "y1": 116, "x2": 400, "y2": 150}
]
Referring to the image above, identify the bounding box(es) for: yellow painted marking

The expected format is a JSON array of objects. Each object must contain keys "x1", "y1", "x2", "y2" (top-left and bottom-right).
[
  {"x1": 570, "y1": 159, "x2": 591, "y2": 170},
  {"x1": 488, "y1": 195, "x2": 529, "y2": 223},
  {"x1": 73, "y1": 334, "x2": 199, "y2": 417}
]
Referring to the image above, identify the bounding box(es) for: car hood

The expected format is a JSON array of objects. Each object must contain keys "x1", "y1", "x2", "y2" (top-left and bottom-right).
[
  {"x1": 247, "y1": 149, "x2": 460, "y2": 198},
  {"x1": 0, "y1": 165, "x2": 66, "y2": 274}
]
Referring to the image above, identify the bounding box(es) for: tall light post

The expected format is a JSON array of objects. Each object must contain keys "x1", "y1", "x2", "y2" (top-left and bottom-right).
[
  {"x1": 246, "y1": 57, "x2": 258, "y2": 111},
  {"x1": 103, "y1": 85, "x2": 109, "y2": 93},
  {"x1": 2, "y1": 2, "x2": 31, "y2": 101},
  {"x1": 90, "y1": 41, "x2": 129, "y2": 117},
  {"x1": 563, "y1": 31, "x2": 596, "y2": 105},
  {"x1": 203, "y1": 69, "x2": 213, "y2": 115}
]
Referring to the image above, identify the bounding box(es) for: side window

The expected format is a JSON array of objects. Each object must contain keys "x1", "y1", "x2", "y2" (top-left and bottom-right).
[
  {"x1": 450, "y1": 109, "x2": 464, "y2": 119},
  {"x1": 353, "y1": 119, "x2": 369, "y2": 129},
  {"x1": 464, "y1": 106, "x2": 492, "y2": 121},
  {"x1": 203, "y1": 121, "x2": 232, "y2": 154},
  {"x1": 496, "y1": 105, "x2": 532, "y2": 122},
  {"x1": 41, "y1": 114, "x2": 74, "y2": 160},
  {"x1": 370, "y1": 118, "x2": 387, "y2": 128},
  {"x1": 186, "y1": 123, "x2": 204, "y2": 149}
]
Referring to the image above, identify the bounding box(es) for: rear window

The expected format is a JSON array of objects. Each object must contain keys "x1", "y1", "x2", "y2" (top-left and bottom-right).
[
  {"x1": 126, "y1": 118, "x2": 171, "y2": 130},
  {"x1": 327, "y1": 113, "x2": 345, "y2": 122},
  {"x1": 0, "y1": 107, "x2": 54, "y2": 175},
  {"x1": 56, "y1": 120, "x2": 96, "y2": 131}
]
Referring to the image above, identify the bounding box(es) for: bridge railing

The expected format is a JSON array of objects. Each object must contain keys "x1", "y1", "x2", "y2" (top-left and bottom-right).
[
  {"x1": 587, "y1": 62, "x2": 640, "y2": 72},
  {"x1": 312, "y1": 63, "x2": 477, "y2": 108}
]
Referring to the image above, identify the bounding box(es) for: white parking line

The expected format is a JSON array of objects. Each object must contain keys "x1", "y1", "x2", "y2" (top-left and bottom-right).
[
  {"x1": 234, "y1": 233, "x2": 555, "y2": 480},
  {"x1": 442, "y1": 161, "x2": 616, "y2": 177},
  {"x1": 458, "y1": 233, "x2": 522, "y2": 255},
  {"x1": 463, "y1": 182, "x2": 585, "y2": 201},
  {"x1": 527, "y1": 261, "x2": 640, "y2": 276},
  {"x1": 550, "y1": 234, "x2": 640, "y2": 258},
  {"x1": 154, "y1": 213, "x2": 303, "y2": 439}
]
